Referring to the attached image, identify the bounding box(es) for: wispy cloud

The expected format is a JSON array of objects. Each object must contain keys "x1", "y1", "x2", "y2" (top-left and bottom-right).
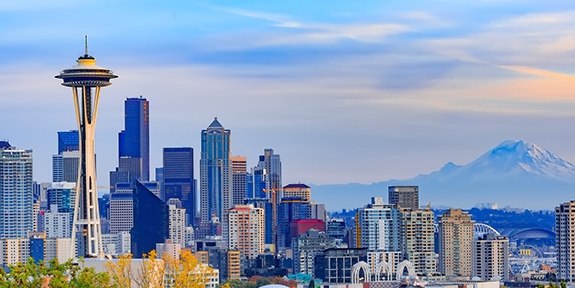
[
  {"x1": 497, "y1": 65, "x2": 575, "y2": 80},
  {"x1": 213, "y1": 6, "x2": 410, "y2": 45}
]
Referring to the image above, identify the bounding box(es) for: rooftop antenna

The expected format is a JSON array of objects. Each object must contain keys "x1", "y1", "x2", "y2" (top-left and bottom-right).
[{"x1": 84, "y1": 35, "x2": 88, "y2": 56}]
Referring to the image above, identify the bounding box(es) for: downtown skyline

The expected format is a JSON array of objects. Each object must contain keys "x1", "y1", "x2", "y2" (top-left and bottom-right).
[{"x1": 1, "y1": 0, "x2": 575, "y2": 189}]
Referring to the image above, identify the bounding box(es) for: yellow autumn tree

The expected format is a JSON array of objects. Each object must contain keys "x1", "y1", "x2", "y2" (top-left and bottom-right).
[
  {"x1": 162, "y1": 250, "x2": 215, "y2": 288},
  {"x1": 134, "y1": 250, "x2": 165, "y2": 288},
  {"x1": 104, "y1": 253, "x2": 134, "y2": 288}
]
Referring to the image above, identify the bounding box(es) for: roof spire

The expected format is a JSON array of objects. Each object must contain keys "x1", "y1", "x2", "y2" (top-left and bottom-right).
[{"x1": 85, "y1": 35, "x2": 88, "y2": 56}]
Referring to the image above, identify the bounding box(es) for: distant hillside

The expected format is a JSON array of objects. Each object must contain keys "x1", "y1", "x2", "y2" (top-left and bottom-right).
[{"x1": 311, "y1": 140, "x2": 575, "y2": 211}]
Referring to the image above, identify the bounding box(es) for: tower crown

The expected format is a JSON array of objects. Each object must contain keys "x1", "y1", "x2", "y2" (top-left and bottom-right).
[{"x1": 55, "y1": 38, "x2": 117, "y2": 87}]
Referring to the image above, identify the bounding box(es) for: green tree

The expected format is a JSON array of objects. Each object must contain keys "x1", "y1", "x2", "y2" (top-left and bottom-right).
[{"x1": 0, "y1": 257, "x2": 111, "y2": 288}]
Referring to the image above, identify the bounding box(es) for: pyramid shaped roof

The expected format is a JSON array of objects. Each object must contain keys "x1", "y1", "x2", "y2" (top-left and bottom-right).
[{"x1": 208, "y1": 117, "x2": 224, "y2": 129}]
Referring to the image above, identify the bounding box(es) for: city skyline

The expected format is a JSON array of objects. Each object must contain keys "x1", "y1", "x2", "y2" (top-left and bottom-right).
[{"x1": 1, "y1": 1, "x2": 574, "y2": 188}]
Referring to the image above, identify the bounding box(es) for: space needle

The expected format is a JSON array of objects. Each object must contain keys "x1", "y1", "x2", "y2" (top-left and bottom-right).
[{"x1": 55, "y1": 37, "x2": 117, "y2": 257}]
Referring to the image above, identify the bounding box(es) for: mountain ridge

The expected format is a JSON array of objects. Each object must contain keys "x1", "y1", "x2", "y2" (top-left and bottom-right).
[{"x1": 311, "y1": 140, "x2": 575, "y2": 211}]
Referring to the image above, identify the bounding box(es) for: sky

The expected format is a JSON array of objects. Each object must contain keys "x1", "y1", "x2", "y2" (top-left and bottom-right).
[{"x1": 1, "y1": 0, "x2": 574, "y2": 191}]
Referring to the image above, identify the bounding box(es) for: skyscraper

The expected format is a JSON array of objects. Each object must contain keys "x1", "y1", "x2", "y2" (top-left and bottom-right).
[
  {"x1": 355, "y1": 197, "x2": 401, "y2": 252},
  {"x1": 0, "y1": 142, "x2": 33, "y2": 239},
  {"x1": 163, "y1": 147, "x2": 195, "y2": 225},
  {"x1": 438, "y1": 208, "x2": 474, "y2": 279},
  {"x1": 131, "y1": 181, "x2": 169, "y2": 257},
  {"x1": 231, "y1": 156, "x2": 247, "y2": 206},
  {"x1": 400, "y1": 207, "x2": 436, "y2": 275},
  {"x1": 556, "y1": 201, "x2": 575, "y2": 281},
  {"x1": 200, "y1": 117, "x2": 232, "y2": 237},
  {"x1": 55, "y1": 41, "x2": 117, "y2": 257},
  {"x1": 388, "y1": 186, "x2": 419, "y2": 210},
  {"x1": 57, "y1": 130, "x2": 79, "y2": 154},
  {"x1": 227, "y1": 204, "x2": 265, "y2": 260},
  {"x1": 110, "y1": 97, "x2": 150, "y2": 191},
  {"x1": 252, "y1": 149, "x2": 282, "y2": 247}
]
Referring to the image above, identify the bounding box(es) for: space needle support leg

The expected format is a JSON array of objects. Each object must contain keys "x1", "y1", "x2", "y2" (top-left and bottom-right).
[{"x1": 71, "y1": 87, "x2": 82, "y2": 258}]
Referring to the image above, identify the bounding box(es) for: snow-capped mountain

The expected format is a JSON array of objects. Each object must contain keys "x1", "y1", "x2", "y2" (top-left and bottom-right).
[
  {"x1": 418, "y1": 140, "x2": 575, "y2": 182},
  {"x1": 312, "y1": 140, "x2": 575, "y2": 211}
]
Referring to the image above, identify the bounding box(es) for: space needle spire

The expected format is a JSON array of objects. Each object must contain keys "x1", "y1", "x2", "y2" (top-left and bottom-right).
[{"x1": 55, "y1": 37, "x2": 118, "y2": 258}]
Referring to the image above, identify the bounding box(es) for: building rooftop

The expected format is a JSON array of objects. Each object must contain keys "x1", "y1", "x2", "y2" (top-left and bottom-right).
[
  {"x1": 0, "y1": 141, "x2": 10, "y2": 149},
  {"x1": 283, "y1": 183, "x2": 310, "y2": 189}
]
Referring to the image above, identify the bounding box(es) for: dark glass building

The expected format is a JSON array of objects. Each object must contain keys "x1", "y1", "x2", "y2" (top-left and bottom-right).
[
  {"x1": 111, "y1": 97, "x2": 150, "y2": 191},
  {"x1": 57, "y1": 130, "x2": 79, "y2": 154},
  {"x1": 163, "y1": 147, "x2": 195, "y2": 226},
  {"x1": 277, "y1": 197, "x2": 309, "y2": 250},
  {"x1": 131, "y1": 181, "x2": 168, "y2": 257}
]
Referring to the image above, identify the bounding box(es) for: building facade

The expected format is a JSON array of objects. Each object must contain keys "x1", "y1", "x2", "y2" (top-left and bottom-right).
[
  {"x1": 472, "y1": 234, "x2": 509, "y2": 281},
  {"x1": 131, "y1": 181, "x2": 169, "y2": 257},
  {"x1": 355, "y1": 197, "x2": 401, "y2": 252},
  {"x1": 400, "y1": 207, "x2": 436, "y2": 275},
  {"x1": 388, "y1": 186, "x2": 419, "y2": 210},
  {"x1": 0, "y1": 144, "x2": 33, "y2": 239},
  {"x1": 227, "y1": 204, "x2": 264, "y2": 260},
  {"x1": 110, "y1": 97, "x2": 150, "y2": 191},
  {"x1": 438, "y1": 208, "x2": 474, "y2": 279},
  {"x1": 293, "y1": 230, "x2": 337, "y2": 276},
  {"x1": 231, "y1": 156, "x2": 247, "y2": 207},
  {"x1": 200, "y1": 118, "x2": 232, "y2": 237},
  {"x1": 556, "y1": 201, "x2": 575, "y2": 281},
  {"x1": 283, "y1": 183, "x2": 311, "y2": 203},
  {"x1": 163, "y1": 147, "x2": 195, "y2": 225}
]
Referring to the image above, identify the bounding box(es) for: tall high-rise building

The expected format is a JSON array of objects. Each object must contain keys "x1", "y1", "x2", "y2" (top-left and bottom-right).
[
  {"x1": 110, "y1": 97, "x2": 150, "y2": 191},
  {"x1": 168, "y1": 203, "x2": 187, "y2": 246},
  {"x1": 355, "y1": 197, "x2": 401, "y2": 252},
  {"x1": 245, "y1": 198, "x2": 273, "y2": 245},
  {"x1": 438, "y1": 208, "x2": 474, "y2": 279},
  {"x1": 556, "y1": 201, "x2": 575, "y2": 281},
  {"x1": 120, "y1": 97, "x2": 150, "y2": 181},
  {"x1": 163, "y1": 147, "x2": 195, "y2": 225},
  {"x1": 56, "y1": 42, "x2": 117, "y2": 257},
  {"x1": 227, "y1": 204, "x2": 264, "y2": 260},
  {"x1": 472, "y1": 234, "x2": 509, "y2": 281},
  {"x1": 57, "y1": 130, "x2": 79, "y2": 154},
  {"x1": 200, "y1": 117, "x2": 232, "y2": 237},
  {"x1": 256, "y1": 149, "x2": 282, "y2": 241},
  {"x1": 231, "y1": 156, "x2": 247, "y2": 206},
  {"x1": 400, "y1": 207, "x2": 436, "y2": 275},
  {"x1": 0, "y1": 143, "x2": 33, "y2": 239},
  {"x1": 388, "y1": 186, "x2": 419, "y2": 210},
  {"x1": 131, "y1": 181, "x2": 169, "y2": 257}
]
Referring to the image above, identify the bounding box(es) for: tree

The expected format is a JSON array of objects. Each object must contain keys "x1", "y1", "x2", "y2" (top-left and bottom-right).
[
  {"x1": 105, "y1": 253, "x2": 134, "y2": 288},
  {"x1": 0, "y1": 257, "x2": 112, "y2": 288},
  {"x1": 163, "y1": 250, "x2": 215, "y2": 287},
  {"x1": 134, "y1": 250, "x2": 164, "y2": 288}
]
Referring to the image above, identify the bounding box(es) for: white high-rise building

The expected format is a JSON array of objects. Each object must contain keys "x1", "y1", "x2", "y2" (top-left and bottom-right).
[
  {"x1": 472, "y1": 234, "x2": 509, "y2": 281},
  {"x1": 168, "y1": 204, "x2": 186, "y2": 246},
  {"x1": 45, "y1": 205, "x2": 71, "y2": 238},
  {"x1": 109, "y1": 192, "x2": 133, "y2": 234},
  {"x1": 102, "y1": 231, "x2": 131, "y2": 256},
  {"x1": 0, "y1": 143, "x2": 33, "y2": 239},
  {"x1": 556, "y1": 201, "x2": 575, "y2": 281},
  {"x1": 227, "y1": 204, "x2": 265, "y2": 259},
  {"x1": 355, "y1": 197, "x2": 401, "y2": 252}
]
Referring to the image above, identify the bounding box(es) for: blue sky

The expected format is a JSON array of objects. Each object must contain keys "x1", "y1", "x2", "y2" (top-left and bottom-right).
[{"x1": 1, "y1": 0, "x2": 574, "y2": 188}]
